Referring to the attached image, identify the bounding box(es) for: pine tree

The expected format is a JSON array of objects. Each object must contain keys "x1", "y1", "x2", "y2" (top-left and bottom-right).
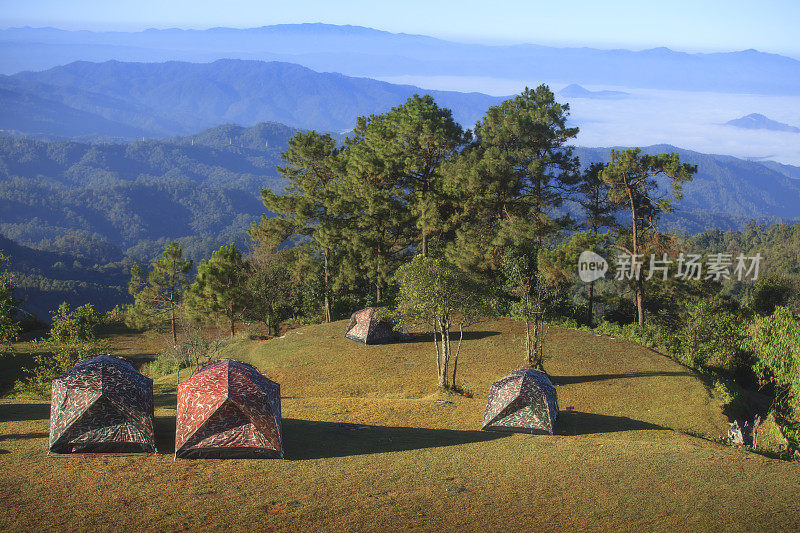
[
  {"x1": 0, "y1": 253, "x2": 21, "y2": 352},
  {"x1": 186, "y1": 244, "x2": 249, "y2": 337},
  {"x1": 372, "y1": 95, "x2": 469, "y2": 257},
  {"x1": 254, "y1": 131, "x2": 341, "y2": 322},
  {"x1": 576, "y1": 162, "x2": 619, "y2": 324},
  {"x1": 601, "y1": 148, "x2": 696, "y2": 326},
  {"x1": 445, "y1": 85, "x2": 580, "y2": 274},
  {"x1": 129, "y1": 242, "x2": 193, "y2": 344}
]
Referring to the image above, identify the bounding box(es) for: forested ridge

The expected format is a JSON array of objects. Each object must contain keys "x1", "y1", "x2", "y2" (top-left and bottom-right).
[{"x1": 0, "y1": 111, "x2": 799, "y2": 321}]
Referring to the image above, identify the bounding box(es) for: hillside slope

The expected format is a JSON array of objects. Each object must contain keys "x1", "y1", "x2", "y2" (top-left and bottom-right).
[{"x1": 1, "y1": 320, "x2": 798, "y2": 531}]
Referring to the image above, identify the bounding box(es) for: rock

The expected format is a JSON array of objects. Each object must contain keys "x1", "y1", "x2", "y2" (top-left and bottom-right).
[{"x1": 728, "y1": 420, "x2": 745, "y2": 445}]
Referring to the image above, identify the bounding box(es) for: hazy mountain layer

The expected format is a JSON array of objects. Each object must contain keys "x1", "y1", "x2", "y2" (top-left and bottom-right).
[
  {"x1": 1, "y1": 24, "x2": 798, "y2": 94},
  {"x1": 1, "y1": 59, "x2": 503, "y2": 138}
]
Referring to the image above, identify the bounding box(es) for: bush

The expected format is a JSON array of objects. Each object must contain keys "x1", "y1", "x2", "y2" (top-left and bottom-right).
[
  {"x1": 144, "y1": 354, "x2": 182, "y2": 377},
  {"x1": 679, "y1": 297, "x2": 749, "y2": 372},
  {"x1": 749, "y1": 306, "x2": 800, "y2": 423},
  {"x1": 16, "y1": 302, "x2": 106, "y2": 395},
  {"x1": 102, "y1": 304, "x2": 130, "y2": 328}
]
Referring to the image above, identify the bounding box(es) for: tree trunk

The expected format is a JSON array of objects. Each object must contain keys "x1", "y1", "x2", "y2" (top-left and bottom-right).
[
  {"x1": 433, "y1": 320, "x2": 441, "y2": 385},
  {"x1": 628, "y1": 184, "x2": 644, "y2": 327},
  {"x1": 376, "y1": 282, "x2": 381, "y2": 305},
  {"x1": 170, "y1": 303, "x2": 177, "y2": 345},
  {"x1": 524, "y1": 292, "x2": 533, "y2": 367},
  {"x1": 323, "y1": 248, "x2": 331, "y2": 322},
  {"x1": 437, "y1": 317, "x2": 449, "y2": 389},
  {"x1": 230, "y1": 317, "x2": 235, "y2": 338},
  {"x1": 588, "y1": 280, "x2": 594, "y2": 326},
  {"x1": 635, "y1": 286, "x2": 644, "y2": 327},
  {"x1": 452, "y1": 321, "x2": 464, "y2": 388}
]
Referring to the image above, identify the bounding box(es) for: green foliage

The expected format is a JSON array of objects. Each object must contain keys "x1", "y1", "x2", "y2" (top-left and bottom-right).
[
  {"x1": 395, "y1": 255, "x2": 494, "y2": 389},
  {"x1": 749, "y1": 306, "x2": 800, "y2": 422},
  {"x1": 245, "y1": 245, "x2": 294, "y2": 336},
  {"x1": 186, "y1": 243, "x2": 250, "y2": 337},
  {"x1": 748, "y1": 275, "x2": 792, "y2": 316},
  {"x1": 18, "y1": 302, "x2": 106, "y2": 395},
  {"x1": 680, "y1": 296, "x2": 749, "y2": 371},
  {"x1": 445, "y1": 85, "x2": 579, "y2": 274},
  {"x1": 128, "y1": 241, "x2": 193, "y2": 342},
  {"x1": 0, "y1": 252, "x2": 21, "y2": 352}
]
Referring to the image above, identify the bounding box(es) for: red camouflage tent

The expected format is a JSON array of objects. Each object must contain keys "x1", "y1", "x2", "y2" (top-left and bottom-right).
[{"x1": 175, "y1": 359, "x2": 283, "y2": 459}]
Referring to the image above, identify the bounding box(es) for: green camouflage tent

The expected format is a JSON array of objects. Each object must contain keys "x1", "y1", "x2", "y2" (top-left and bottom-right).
[
  {"x1": 481, "y1": 369, "x2": 559, "y2": 435},
  {"x1": 49, "y1": 355, "x2": 155, "y2": 454},
  {"x1": 345, "y1": 307, "x2": 400, "y2": 344}
]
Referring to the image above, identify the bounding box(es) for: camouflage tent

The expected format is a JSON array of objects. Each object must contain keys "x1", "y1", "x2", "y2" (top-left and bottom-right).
[
  {"x1": 345, "y1": 307, "x2": 400, "y2": 344},
  {"x1": 49, "y1": 355, "x2": 155, "y2": 454},
  {"x1": 481, "y1": 369, "x2": 559, "y2": 435},
  {"x1": 175, "y1": 359, "x2": 283, "y2": 459}
]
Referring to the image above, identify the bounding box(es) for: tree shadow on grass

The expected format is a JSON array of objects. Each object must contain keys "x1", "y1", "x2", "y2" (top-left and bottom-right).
[
  {"x1": 282, "y1": 419, "x2": 508, "y2": 460},
  {"x1": 0, "y1": 402, "x2": 50, "y2": 422},
  {"x1": 0, "y1": 432, "x2": 48, "y2": 441},
  {"x1": 397, "y1": 331, "x2": 501, "y2": 344},
  {"x1": 556, "y1": 411, "x2": 666, "y2": 436},
  {"x1": 551, "y1": 371, "x2": 690, "y2": 385}
]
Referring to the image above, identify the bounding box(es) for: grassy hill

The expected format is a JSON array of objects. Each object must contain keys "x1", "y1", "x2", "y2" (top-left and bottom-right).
[{"x1": 1, "y1": 319, "x2": 798, "y2": 530}]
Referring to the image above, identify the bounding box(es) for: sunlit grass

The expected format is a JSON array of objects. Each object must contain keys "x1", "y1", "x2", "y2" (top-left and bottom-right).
[{"x1": 1, "y1": 318, "x2": 798, "y2": 531}]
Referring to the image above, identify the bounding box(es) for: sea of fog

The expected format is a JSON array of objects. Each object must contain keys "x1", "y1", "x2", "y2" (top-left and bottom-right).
[{"x1": 378, "y1": 75, "x2": 800, "y2": 166}]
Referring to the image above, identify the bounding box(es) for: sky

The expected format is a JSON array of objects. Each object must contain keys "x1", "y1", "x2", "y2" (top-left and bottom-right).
[{"x1": 1, "y1": 0, "x2": 799, "y2": 57}]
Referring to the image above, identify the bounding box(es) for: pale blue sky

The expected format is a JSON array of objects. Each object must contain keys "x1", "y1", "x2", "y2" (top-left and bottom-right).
[{"x1": 1, "y1": 0, "x2": 798, "y2": 56}]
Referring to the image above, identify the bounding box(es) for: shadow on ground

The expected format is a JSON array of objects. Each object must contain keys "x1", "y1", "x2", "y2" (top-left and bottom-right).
[
  {"x1": 398, "y1": 331, "x2": 501, "y2": 344},
  {"x1": 551, "y1": 371, "x2": 690, "y2": 385},
  {"x1": 0, "y1": 403, "x2": 50, "y2": 422},
  {"x1": 282, "y1": 419, "x2": 508, "y2": 460},
  {"x1": 154, "y1": 415, "x2": 177, "y2": 454},
  {"x1": 0, "y1": 432, "x2": 48, "y2": 441},
  {"x1": 556, "y1": 411, "x2": 666, "y2": 436}
]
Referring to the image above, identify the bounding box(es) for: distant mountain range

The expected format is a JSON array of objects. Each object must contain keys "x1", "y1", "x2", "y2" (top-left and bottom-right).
[
  {"x1": 558, "y1": 84, "x2": 629, "y2": 99},
  {"x1": 1, "y1": 24, "x2": 798, "y2": 95},
  {"x1": 726, "y1": 113, "x2": 800, "y2": 133},
  {"x1": 0, "y1": 59, "x2": 503, "y2": 138},
  {"x1": 2, "y1": 123, "x2": 800, "y2": 251}
]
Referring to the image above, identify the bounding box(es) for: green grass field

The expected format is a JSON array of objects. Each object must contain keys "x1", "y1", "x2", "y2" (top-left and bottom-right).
[{"x1": 1, "y1": 319, "x2": 799, "y2": 531}]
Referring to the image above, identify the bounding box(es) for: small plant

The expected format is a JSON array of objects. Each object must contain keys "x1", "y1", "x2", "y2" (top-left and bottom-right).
[{"x1": 16, "y1": 302, "x2": 106, "y2": 395}]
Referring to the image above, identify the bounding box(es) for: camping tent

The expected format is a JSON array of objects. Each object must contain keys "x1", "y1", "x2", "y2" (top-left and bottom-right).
[
  {"x1": 175, "y1": 359, "x2": 283, "y2": 459},
  {"x1": 49, "y1": 355, "x2": 155, "y2": 454},
  {"x1": 345, "y1": 307, "x2": 399, "y2": 344},
  {"x1": 481, "y1": 369, "x2": 559, "y2": 435}
]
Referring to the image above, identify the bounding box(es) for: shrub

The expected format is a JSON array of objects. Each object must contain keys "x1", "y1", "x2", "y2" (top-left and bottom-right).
[
  {"x1": 16, "y1": 302, "x2": 106, "y2": 395},
  {"x1": 680, "y1": 297, "x2": 749, "y2": 372},
  {"x1": 749, "y1": 306, "x2": 800, "y2": 423}
]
